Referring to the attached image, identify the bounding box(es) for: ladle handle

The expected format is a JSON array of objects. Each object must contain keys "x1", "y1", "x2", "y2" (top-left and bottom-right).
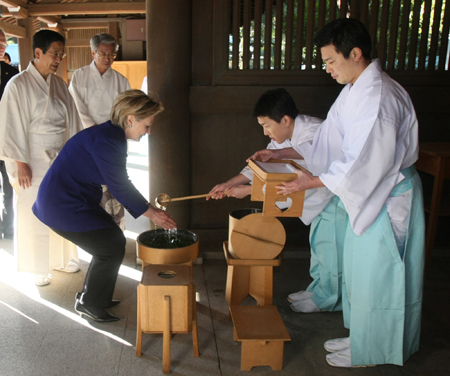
[{"x1": 169, "y1": 193, "x2": 211, "y2": 202}]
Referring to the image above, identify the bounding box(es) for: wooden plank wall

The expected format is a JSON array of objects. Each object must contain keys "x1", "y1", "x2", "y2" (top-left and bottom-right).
[{"x1": 66, "y1": 28, "x2": 108, "y2": 81}]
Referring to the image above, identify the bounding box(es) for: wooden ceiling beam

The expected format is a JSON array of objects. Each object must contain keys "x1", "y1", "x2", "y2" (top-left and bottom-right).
[
  {"x1": 0, "y1": 18, "x2": 26, "y2": 37},
  {"x1": 0, "y1": 0, "x2": 27, "y2": 8},
  {"x1": 48, "y1": 24, "x2": 64, "y2": 34},
  {"x1": 28, "y1": 2, "x2": 146, "y2": 16},
  {"x1": 61, "y1": 22, "x2": 110, "y2": 30},
  {"x1": 36, "y1": 15, "x2": 60, "y2": 25},
  {"x1": 6, "y1": 5, "x2": 28, "y2": 19}
]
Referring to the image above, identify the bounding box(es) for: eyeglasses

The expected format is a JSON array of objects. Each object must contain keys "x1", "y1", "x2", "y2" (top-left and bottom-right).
[
  {"x1": 47, "y1": 51, "x2": 67, "y2": 60},
  {"x1": 0, "y1": 43, "x2": 8, "y2": 49},
  {"x1": 96, "y1": 52, "x2": 117, "y2": 60}
]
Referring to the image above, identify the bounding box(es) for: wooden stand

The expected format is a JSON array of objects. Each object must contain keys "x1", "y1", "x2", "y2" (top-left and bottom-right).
[
  {"x1": 416, "y1": 142, "x2": 450, "y2": 270},
  {"x1": 224, "y1": 241, "x2": 280, "y2": 307},
  {"x1": 228, "y1": 212, "x2": 286, "y2": 260},
  {"x1": 136, "y1": 264, "x2": 199, "y2": 374},
  {"x1": 248, "y1": 159, "x2": 306, "y2": 217},
  {"x1": 230, "y1": 305, "x2": 291, "y2": 371}
]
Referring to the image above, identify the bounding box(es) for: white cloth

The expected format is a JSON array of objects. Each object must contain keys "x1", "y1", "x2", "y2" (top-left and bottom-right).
[
  {"x1": 141, "y1": 76, "x2": 147, "y2": 94},
  {"x1": 69, "y1": 61, "x2": 131, "y2": 128},
  {"x1": 0, "y1": 62, "x2": 83, "y2": 276},
  {"x1": 240, "y1": 114, "x2": 335, "y2": 225},
  {"x1": 306, "y1": 60, "x2": 418, "y2": 236}
]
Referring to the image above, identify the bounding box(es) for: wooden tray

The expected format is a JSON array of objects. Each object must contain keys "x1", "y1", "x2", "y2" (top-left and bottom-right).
[{"x1": 248, "y1": 159, "x2": 306, "y2": 217}]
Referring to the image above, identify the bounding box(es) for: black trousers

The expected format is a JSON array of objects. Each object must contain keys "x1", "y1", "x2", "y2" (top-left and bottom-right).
[{"x1": 51, "y1": 226, "x2": 126, "y2": 308}]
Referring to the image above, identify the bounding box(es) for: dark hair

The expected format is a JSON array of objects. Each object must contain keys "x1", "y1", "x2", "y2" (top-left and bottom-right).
[
  {"x1": 252, "y1": 88, "x2": 299, "y2": 122},
  {"x1": 314, "y1": 18, "x2": 371, "y2": 60},
  {"x1": 4, "y1": 52, "x2": 11, "y2": 61},
  {"x1": 33, "y1": 30, "x2": 65, "y2": 57}
]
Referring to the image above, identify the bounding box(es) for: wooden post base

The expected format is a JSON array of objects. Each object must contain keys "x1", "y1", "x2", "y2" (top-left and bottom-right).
[
  {"x1": 136, "y1": 264, "x2": 200, "y2": 374},
  {"x1": 230, "y1": 305, "x2": 291, "y2": 371},
  {"x1": 224, "y1": 241, "x2": 280, "y2": 307}
]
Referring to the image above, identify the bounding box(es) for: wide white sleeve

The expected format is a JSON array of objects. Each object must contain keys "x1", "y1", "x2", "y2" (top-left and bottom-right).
[
  {"x1": 0, "y1": 80, "x2": 32, "y2": 163},
  {"x1": 63, "y1": 84, "x2": 84, "y2": 139},
  {"x1": 292, "y1": 116, "x2": 323, "y2": 167},
  {"x1": 69, "y1": 70, "x2": 96, "y2": 128},
  {"x1": 141, "y1": 76, "x2": 147, "y2": 94}
]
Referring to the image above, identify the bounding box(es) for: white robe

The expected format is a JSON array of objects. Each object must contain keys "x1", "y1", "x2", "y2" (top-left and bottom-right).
[
  {"x1": 69, "y1": 61, "x2": 131, "y2": 128},
  {"x1": 141, "y1": 76, "x2": 148, "y2": 94},
  {"x1": 0, "y1": 62, "x2": 83, "y2": 276},
  {"x1": 307, "y1": 59, "x2": 418, "y2": 236},
  {"x1": 308, "y1": 59, "x2": 423, "y2": 365},
  {"x1": 240, "y1": 114, "x2": 334, "y2": 225}
]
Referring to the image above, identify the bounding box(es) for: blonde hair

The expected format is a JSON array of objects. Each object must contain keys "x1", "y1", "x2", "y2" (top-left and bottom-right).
[{"x1": 110, "y1": 89, "x2": 164, "y2": 130}]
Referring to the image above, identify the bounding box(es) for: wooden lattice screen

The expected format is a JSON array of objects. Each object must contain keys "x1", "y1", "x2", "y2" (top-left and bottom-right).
[
  {"x1": 229, "y1": 0, "x2": 450, "y2": 71},
  {"x1": 66, "y1": 28, "x2": 108, "y2": 72}
]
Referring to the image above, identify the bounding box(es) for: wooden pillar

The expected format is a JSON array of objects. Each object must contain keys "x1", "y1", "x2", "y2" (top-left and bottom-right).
[
  {"x1": 146, "y1": 0, "x2": 192, "y2": 229},
  {"x1": 18, "y1": 17, "x2": 34, "y2": 71}
]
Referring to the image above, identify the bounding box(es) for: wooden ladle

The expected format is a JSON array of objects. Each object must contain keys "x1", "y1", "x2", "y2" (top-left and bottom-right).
[{"x1": 155, "y1": 192, "x2": 211, "y2": 209}]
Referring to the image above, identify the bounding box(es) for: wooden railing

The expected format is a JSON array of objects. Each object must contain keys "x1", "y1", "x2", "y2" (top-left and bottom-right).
[{"x1": 228, "y1": 0, "x2": 450, "y2": 71}]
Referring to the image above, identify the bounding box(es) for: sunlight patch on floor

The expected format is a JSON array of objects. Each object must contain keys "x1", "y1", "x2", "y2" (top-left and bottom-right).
[{"x1": 0, "y1": 245, "x2": 132, "y2": 346}]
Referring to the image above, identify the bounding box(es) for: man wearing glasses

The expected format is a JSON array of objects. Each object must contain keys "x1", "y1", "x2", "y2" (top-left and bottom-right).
[
  {"x1": 69, "y1": 33, "x2": 131, "y2": 231},
  {"x1": 0, "y1": 28, "x2": 19, "y2": 240},
  {"x1": 0, "y1": 29, "x2": 83, "y2": 286}
]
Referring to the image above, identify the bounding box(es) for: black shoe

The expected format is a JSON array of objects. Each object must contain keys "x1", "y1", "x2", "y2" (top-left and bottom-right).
[
  {"x1": 75, "y1": 292, "x2": 120, "y2": 308},
  {"x1": 74, "y1": 300, "x2": 120, "y2": 323}
]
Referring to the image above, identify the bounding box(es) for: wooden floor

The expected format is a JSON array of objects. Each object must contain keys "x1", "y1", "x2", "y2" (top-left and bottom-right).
[{"x1": 0, "y1": 236, "x2": 449, "y2": 376}]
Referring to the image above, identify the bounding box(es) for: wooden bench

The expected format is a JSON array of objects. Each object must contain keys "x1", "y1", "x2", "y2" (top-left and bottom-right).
[{"x1": 230, "y1": 305, "x2": 291, "y2": 371}]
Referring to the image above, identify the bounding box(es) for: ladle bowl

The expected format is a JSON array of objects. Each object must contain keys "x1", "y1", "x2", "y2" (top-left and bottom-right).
[
  {"x1": 155, "y1": 192, "x2": 212, "y2": 209},
  {"x1": 155, "y1": 193, "x2": 170, "y2": 209}
]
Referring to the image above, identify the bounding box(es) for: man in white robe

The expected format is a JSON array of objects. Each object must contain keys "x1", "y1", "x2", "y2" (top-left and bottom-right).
[
  {"x1": 277, "y1": 18, "x2": 425, "y2": 367},
  {"x1": 0, "y1": 30, "x2": 83, "y2": 286},
  {"x1": 209, "y1": 89, "x2": 341, "y2": 313},
  {"x1": 0, "y1": 28, "x2": 19, "y2": 240},
  {"x1": 69, "y1": 33, "x2": 130, "y2": 230}
]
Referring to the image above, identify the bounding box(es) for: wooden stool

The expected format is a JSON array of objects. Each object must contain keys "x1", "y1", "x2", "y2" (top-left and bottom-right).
[
  {"x1": 136, "y1": 264, "x2": 199, "y2": 374},
  {"x1": 230, "y1": 305, "x2": 291, "y2": 371},
  {"x1": 224, "y1": 241, "x2": 280, "y2": 307}
]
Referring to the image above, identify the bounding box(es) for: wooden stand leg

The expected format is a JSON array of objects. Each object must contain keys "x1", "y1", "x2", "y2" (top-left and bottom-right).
[
  {"x1": 136, "y1": 290, "x2": 142, "y2": 357},
  {"x1": 240, "y1": 341, "x2": 284, "y2": 371},
  {"x1": 249, "y1": 266, "x2": 273, "y2": 306},
  {"x1": 163, "y1": 296, "x2": 171, "y2": 374},
  {"x1": 225, "y1": 265, "x2": 233, "y2": 303},
  {"x1": 229, "y1": 266, "x2": 250, "y2": 306},
  {"x1": 192, "y1": 287, "x2": 200, "y2": 357},
  {"x1": 425, "y1": 165, "x2": 445, "y2": 271}
]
